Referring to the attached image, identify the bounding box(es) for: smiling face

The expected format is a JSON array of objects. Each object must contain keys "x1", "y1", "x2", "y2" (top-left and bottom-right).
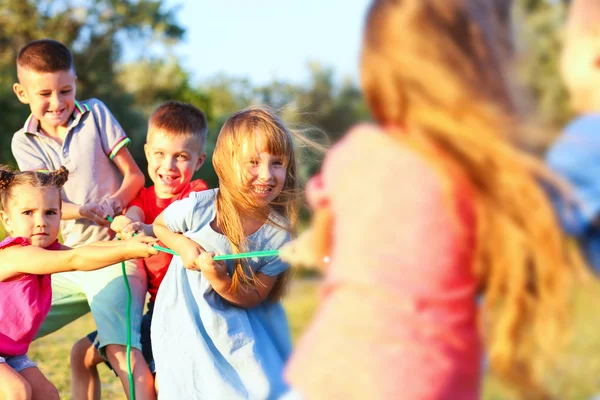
[
  {"x1": 13, "y1": 67, "x2": 77, "y2": 132},
  {"x1": 0, "y1": 184, "x2": 61, "y2": 248},
  {"x1": 238, "y1": 134, "x2": 287, "y2": 206},
  {"x1": 145, "y1": 129, "x2": 206, "y2": 199}
]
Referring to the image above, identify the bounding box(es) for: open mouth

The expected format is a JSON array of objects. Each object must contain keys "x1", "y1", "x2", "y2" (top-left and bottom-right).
[
  {"x1": 252, "y1": 185, "x2": 274, "y2": 196},
  {"x1": 48, "y1": 109, "x2": 65, "y2": 115},
  {"x1": 158, "y1": 174, "x2": 180, "y2": 186}
]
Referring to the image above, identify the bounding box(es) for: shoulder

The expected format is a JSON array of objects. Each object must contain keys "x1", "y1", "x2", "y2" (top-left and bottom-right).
[
  {"x1": 169, "y1": 188, "x2": 218, "y2": 216},
  {"x1": 190, "y1": 179, "x2": 209, "y2": 192},
  {"x1": 81, "y1": 98, "x2": 110, "y2": 113},
  {"x1": 11, "y1": 126, "x2": 30, "y2": 147},
  {"x1": 259, "y1": 215, "x2": 292, "y2": 249},
  {"x1": 326, "y1": 123, "x2": 442, "y2": 188},
  {"x1": 187, "y1": 188, "x2": 218, "y2": 205},
  {"x1": 547, "y1": 114, "x2": 600, "y2": 163},
  {"x1": 563, "y1": 114, "x2": 600, "y2": 136}
]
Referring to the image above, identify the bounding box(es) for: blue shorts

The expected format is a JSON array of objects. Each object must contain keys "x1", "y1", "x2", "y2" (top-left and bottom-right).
[
  {"x1": 87, "y1": 302, "x2": 155, "y2": 373},
  {"x1": 37, "y1": 259, "x2": 147, "y2": 358},
  {"x1": 0, "y1": 354, "x2": 37, "y2": 372}
]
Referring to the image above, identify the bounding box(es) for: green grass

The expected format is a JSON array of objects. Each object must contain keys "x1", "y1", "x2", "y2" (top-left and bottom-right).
[{"x1": 4, "y1": 223, "x2": 600, "y2": 399}]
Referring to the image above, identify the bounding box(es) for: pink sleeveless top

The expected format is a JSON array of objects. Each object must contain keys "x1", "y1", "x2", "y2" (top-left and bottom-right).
[
  {"x1": 285, "y1": 125, "x2": 481, "y2": 399},
  {"x1": 0, "y1": 237, "x2": 59, "y2": 356}
]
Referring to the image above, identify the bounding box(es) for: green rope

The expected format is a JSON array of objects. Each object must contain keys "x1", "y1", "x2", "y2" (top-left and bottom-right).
[
  {"x1": 106, "y1": 216, "x2": 135, "y2": 400},
  {"x1": 152, "y1": 245, "x2": 279, "y2": 261},
  {"x1": 106, "y1": 216, "x2": 280, "y2": 400}
]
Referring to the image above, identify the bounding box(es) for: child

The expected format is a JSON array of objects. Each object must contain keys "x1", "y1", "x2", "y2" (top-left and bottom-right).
[
  {"x1": 70, "y1": 100, "x2": 209, "y2": 400},
  {"x1": 151, "y1": 106, "x2": 299, "y2": 399},
  {"x1": 0, "y1": 166, "x2": 157, "y2": 400},
  {"x1": 10, "y1": 39, "x2": 150, "y2": 397},
  {"x1": 546, "y1": 0, "x2": 600, "y2": 272},
  {"x1": 282, "y1": 1, "x2": 573, "y2": 399}
]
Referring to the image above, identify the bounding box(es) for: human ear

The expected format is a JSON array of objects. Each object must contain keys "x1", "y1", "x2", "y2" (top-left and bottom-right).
[
  {"x1": 0, "y1": 210, "x2": 12, "y2": 234},
  {"x1": 195, "y1": 153, "x2": 207, "y2": 172},
  {"x1": 12, "y1": 83, "x2": 30, "y2": 105}
]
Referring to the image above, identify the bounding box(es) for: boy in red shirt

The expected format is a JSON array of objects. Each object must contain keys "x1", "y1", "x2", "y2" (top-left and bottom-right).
[{"x1": 70, "y1": 101, "x2": 209, "y2": 399}]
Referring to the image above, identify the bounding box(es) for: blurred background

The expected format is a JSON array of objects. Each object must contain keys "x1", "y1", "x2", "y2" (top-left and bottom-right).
[{"x1": 2, "y1": 1, "x2": 600, "y2": 399}]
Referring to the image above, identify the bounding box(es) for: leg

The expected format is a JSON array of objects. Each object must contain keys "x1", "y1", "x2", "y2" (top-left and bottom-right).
[
  {"x1": 71, "y1": 336, "x2": 104, "y2": 400},
  {"x1": 35, "y1": 271, "x2": 89, "y2": 339},
  {"x1": 19, "y1": 367, "x2": 59, "y2": 400},
  {"x1": 0, "y1": 362, "x2": 31, "y2": 400},
  {"x1": 105, "y1": 345, "x2": 156, "y2": 400},
  {"x1": 83, "y1": 259, "x2": 154, "y2": 399}
]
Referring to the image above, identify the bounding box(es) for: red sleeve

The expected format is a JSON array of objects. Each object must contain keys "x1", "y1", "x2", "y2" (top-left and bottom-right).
[
  {"x1": 127, "y1": 188, "x2": 146, "y2": 210},
  {"x1": 190, "y1": 179, "x2": 209, "y2": 192},
  {"x1": 0, "y1": 237, "x2": 29, "y2": 249}
]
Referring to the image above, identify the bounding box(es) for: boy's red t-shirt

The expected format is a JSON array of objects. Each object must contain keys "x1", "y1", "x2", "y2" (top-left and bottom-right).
[{"x1": 128, "y1": 179, "x2": 208, "y2": 302}]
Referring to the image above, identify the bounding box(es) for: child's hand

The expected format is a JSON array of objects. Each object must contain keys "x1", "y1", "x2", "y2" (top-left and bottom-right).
[
  {"x1": 100, "y1": 197, "x2": 123, "y2": 218},
  {"x1": 110, "y1": 215, "x2": 133, "y2": 233},
  {"x1": 193, "y1": 252, "x2": 228, "y2": 281},
  {"x1": 123, "y1": 235, "x2": 159, "y2": 258},
  {"x1": 79, "y1": 202, "x2": 111, "y2": 226},
  {"x1": 180, "y1": 242, "x2": 206, "y2": 270},
  {"x1": 111, "y1": 216, "x2": 143, "y2": 240},
  {"x1": 279, "y1": 228, "x2": 329, "y2": 270}
]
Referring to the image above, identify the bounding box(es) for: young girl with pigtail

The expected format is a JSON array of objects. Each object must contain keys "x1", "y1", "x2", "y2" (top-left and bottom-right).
[{"x1": 0, "y1": 166, "x2": 157, "y2": 400}]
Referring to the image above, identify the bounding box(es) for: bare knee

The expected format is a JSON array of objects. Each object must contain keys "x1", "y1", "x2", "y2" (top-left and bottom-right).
[
  {"x1": 71, "y1": 337, "x2": 101, "y2": 370},
  {"x1": 31, "y1": 380, "x2": 59, "y2": 400},
  {"x1": 1, "y1": 375, "x2": 32, "y2": 400}
]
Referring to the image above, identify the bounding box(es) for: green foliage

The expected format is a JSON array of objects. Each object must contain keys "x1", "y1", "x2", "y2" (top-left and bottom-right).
[{"x1": 514, "y1": 0, "x2": 573, "y2": 132}]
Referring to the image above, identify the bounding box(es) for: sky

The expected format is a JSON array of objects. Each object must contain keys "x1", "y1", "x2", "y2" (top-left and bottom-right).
[{"x1": 163, "y1": 0, "x2": 372, "y2": 86}]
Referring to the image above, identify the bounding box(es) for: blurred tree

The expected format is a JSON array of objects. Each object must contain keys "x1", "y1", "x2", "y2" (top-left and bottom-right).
[
  {"x1": 514, "y1": 0, "x2": 572, "y2": 134},
  {"x1": 0, "y1": 0, "x2": 184, "y2": 166}
]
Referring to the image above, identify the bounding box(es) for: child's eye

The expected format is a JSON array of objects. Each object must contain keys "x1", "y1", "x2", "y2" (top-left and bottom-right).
[
  {"x1": 247, "y1": 159, "x2": 259, "y2": 166},
  {"x1": 177, "y1": 154, "x2": 189, "y2": 161},
  {"x1": 154, "y1": 152, "x2": 164, "y2": 156},
  {"x1": 39, "y1": 93, "x2": 50, "y2": 97},
  {"x1": 61, "y1": 89, "x2": 72, "y2": 94},
  {"x1": 272, "y1": 160, "x2": 284, "y2": 167},
  {"x1": 46, "y1": 210, "x2": 57, "y2": 215},
  {"x1": 22, "y1": 210, "x2": 33, "y2": 216}
]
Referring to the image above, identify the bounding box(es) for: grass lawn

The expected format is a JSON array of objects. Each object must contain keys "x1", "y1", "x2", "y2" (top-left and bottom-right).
[{"x1": 3, "y1": 224, "x2": 600, "y2": 399}]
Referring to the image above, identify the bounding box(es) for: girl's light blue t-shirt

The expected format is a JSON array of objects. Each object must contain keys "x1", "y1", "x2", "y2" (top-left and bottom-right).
[{"x1": 151, "y1": 189, "x2": 293, "y2": 399}]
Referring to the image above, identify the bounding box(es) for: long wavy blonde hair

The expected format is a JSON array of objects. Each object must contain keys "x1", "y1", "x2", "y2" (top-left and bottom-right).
[
  {"x1": 313, "y1": 0, "x2": 574, "y2": 397},
  {"x1": 212, "y1": 106, "x2": 300, "y2": 302}
]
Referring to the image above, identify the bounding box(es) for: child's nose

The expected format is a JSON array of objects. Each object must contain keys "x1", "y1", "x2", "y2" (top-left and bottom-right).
[
  {"x1": 163, "y1": 156, "x2": 177, "y2": 170},
  {"x1": 36, "y1": 215, "x2": 47, "y2": 227},
  {"x1": 259, "y1": 164, "x2": 273, "y2": 180}
]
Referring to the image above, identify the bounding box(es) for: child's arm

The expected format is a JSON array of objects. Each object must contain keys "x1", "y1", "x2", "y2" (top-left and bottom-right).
[
  {"x1": 194, "y1": 252, "x2": 278, "y2": 308},
  {"x1": 0, "y1": 236, "x2": 158, "y2": 282},
  {"x1": 101, "y1": 149, "x2": 145, "y2": 216},
  {"x1": 279, "y1": 208, "x2": 332, "y2": 272},
  {"x1": 60, "y1": 201, "x2": 111, "y2": 226},
  {"x1": 153, "y1": 212, "x2": 206, "y2": 270},
  {"x1": 110, "y1": 206, "x2": 153, "y2": 239}
]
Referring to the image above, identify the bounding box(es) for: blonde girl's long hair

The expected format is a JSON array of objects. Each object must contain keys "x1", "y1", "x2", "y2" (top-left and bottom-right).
[
  {"x1": 212, "y1": 106, "x2": 300, "y2": 302},
  {"x1": 352, "y1": 0, "x2": 573, "y2": 397}
]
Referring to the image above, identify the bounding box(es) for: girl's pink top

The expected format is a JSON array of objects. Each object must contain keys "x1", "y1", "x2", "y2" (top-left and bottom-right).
[
  {"x1": 0, "y1": 237, "x2": 59, "y2": 356},
  {"x1": 285, "y1": 125, "x2": 481, "y2": 399}
]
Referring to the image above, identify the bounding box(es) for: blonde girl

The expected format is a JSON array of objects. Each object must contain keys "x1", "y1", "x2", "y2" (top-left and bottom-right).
[
  {"x1": 283, "y1": 0, "x2": 574, "y2": 399},
  {"x1": 151, "y1": 106, "x2": 300, "y2": 399}
]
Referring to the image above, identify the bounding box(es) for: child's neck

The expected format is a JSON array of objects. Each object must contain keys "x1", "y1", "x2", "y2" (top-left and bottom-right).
[{"x1": 39, "y1": 122, "x2": 70, "y2": 145}]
